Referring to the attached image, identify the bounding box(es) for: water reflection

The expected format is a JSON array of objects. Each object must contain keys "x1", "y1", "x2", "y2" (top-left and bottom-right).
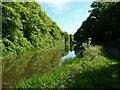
[
  {"x1": 2, "y1": 48, "x2": 65, "y2": 88},
  {"x1": 59, "y1": 51, "x2": 76, "y2": 66}
]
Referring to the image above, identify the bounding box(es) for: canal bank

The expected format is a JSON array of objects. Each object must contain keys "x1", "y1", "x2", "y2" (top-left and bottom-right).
[{"x1": 2, "y1": 47, "x2": 67, "y2": 88}]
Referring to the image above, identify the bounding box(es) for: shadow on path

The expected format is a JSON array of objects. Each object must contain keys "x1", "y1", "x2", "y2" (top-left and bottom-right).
[{"x1": 103, "y1": 46, "x2": 120, "y2": 60}]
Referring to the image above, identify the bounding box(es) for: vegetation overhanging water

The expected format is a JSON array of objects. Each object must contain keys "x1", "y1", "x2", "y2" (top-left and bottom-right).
[{"x1": 2, "y1": 47, "x2": 68, "y2": 88}]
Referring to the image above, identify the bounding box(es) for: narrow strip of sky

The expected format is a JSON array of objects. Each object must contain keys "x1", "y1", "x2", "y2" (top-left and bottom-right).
[{"x1": 35, "y1": 0, "x2": 93, "y2": 35}]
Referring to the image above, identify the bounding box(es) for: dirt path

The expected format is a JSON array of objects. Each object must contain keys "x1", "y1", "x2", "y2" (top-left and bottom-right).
[{"x1": 104, "y1": 47, "x2": 120, "y2": 60}]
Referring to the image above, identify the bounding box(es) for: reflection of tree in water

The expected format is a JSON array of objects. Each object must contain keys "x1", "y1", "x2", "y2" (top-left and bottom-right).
[
  {"x1": 70, "y1": 34, "x2": 74, "y2": 51},
  {"x1": 64, "y1": 32, "x2": 70, "y2": 52},
  {"x1": 24, "y1": 53, "x2": 37, "y2": 78},
  {"x1": 74, "y1": 42, "x2": 85, "y2": 58}
]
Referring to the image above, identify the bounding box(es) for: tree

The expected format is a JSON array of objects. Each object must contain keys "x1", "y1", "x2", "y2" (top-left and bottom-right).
[
  {"x1": 2, "y1": 2, "x2": 64, "y2": 55},
  {"x1": 74, "y1": 1, "x2": 120, "y2": 44}
]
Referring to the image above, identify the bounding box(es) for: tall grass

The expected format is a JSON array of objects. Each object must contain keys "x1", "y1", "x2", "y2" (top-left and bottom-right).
[{"x1": 11, "y1": 45, "x2": 120, "y2": 89}]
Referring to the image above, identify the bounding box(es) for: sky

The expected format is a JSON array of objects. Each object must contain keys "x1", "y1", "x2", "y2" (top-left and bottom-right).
[{"x1": 35, "y1": 0, "x2": 93, "y2": 35}]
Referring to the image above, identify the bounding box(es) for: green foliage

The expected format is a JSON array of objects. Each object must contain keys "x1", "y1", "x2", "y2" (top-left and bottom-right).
[
  {"x1": 63, "y1": 32, "x2": 70, "y2": 51},
  {"x1": 74, "y1": 2, "x2": 120, "y2": 44},
  {"x1": 64, "y1": 32, "x2": 70, "y2": 42},
  {"x1": 11, "y1": 45, "x2": 120, "y2": 88},
  {"x1": 2, "y1": 48, "x2": 64, "y2": 88},
  {"x1": 2, "y1": 2, "x2": 64, "y2": 55}
]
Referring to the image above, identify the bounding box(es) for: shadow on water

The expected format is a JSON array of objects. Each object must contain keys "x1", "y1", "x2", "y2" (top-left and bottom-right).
[
  {"x1": 59, "y1": 40, "x2": 77, "y2": 66},
  {"x1": 2, "y1": 48, "x2": 66, "y2": 88},
  {"x1": 59, "y1": 41, "x2": 85, "y2": 66}
]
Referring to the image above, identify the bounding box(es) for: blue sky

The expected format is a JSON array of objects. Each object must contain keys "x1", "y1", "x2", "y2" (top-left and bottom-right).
[{"x1": 35, "y1": 0, "x2": 93, "y2": 35}]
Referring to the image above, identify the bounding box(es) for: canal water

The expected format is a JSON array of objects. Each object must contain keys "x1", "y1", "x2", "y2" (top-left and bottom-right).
[
  {"x1": 59, "y1": 51, "x2": 76, "y2": 66},
  {"x1": 2, "y1": 48, "x2": 66, "y2": 88},
  {"x1": 2, "y1": 46, "x2": 76, "y2": 88}
]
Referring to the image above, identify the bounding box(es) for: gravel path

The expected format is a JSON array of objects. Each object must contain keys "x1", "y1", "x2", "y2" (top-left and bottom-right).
[{"x1": 104, "y1": 47, "x2": 120, "y2": 60}]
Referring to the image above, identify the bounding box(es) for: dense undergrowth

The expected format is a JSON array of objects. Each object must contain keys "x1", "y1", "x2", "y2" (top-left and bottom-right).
[{"x1": 11, "y1": 45, "x2": 120, "y2": 89}]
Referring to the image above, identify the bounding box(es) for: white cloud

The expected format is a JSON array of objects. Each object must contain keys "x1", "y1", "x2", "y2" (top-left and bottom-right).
[
  {"x1": 35, "y1": 0, "x2": 95, "y2": 3},
  {"x1": 35, "y1": 0, "x2": 95, "y2": 13},
  {"x1": 35, "y1": 0, "x2": 70, "y2": 14}
]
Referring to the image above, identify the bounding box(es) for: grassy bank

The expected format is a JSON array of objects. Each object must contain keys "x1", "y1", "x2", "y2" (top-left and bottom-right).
[{"x1": 11, "y1": 45, "x2": 120, "y2": 89}]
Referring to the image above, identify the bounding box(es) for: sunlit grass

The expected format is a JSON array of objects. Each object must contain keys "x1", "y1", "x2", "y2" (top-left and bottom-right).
[{"x1": 11, "y1": 45, "x2": 120, "y2": 88}]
